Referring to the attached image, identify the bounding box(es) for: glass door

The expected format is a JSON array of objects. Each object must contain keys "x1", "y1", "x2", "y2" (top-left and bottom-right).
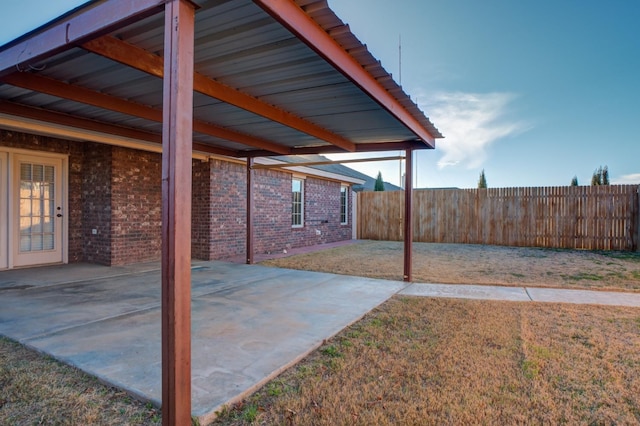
[{"x1": 12, "y1": 154, "x2": 64, "y2": 267}]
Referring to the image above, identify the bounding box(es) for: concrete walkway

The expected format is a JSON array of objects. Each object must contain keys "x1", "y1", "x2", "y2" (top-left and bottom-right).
[
  {"x1": 2, "y1": 261, "x2": 640, "y2": 423},
  {"x1": 401, "y1": 282, "x2": 640, "y2": 307}
]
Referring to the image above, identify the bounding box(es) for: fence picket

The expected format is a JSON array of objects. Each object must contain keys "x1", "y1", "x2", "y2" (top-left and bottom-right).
[{"x1": 357, "y1": 185, "x2": 639, "y2": 251}]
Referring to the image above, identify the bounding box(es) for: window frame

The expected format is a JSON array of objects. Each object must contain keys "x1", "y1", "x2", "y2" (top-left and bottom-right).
[
  {"x1": 340, "y1": 185, "x2": 348, "y2": 225},
  {"x1": 291, "y1": 177, "x2": 304, "y2": 228}
]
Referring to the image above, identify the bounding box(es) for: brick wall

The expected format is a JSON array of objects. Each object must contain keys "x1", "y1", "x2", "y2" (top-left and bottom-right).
[
  {"x1": 1, "y1": 130, "x2": 354, "y2": 266},
  {"x1": 192, "y1": 158, "x2": 212, "y2": 259},
  {"x1": 253, "y1": 168, "x2": 290, "y2": 254},
  {"x1": 82, "y1": 143, "x2": 112, "y2": 264},
  {"x1": 288, "y1": 177, "x2": 352, "y2": 249},
  {"x1": 192, "y1": 161, "x2": 354, "y2": 258},
  {"x1": 252, "y1": 172, "x2": 352, "y2": 255},
  {"x1": 109, "y1": 147, "x2": 162, "y2": 265}
]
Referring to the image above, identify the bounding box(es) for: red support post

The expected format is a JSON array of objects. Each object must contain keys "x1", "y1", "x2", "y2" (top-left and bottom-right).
[
  {"x1": 403, "y1": 149, "x2": 413, "y2": 282},
  {"x1": 246, "y1": 157, "x2": 255, "y2": 264},
  {"x1": 161, "y1": 1, "x2": 195, "y2": 425}
]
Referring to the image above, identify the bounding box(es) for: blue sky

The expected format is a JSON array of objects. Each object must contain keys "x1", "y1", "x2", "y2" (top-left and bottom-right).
[
  {"x1": 328, "y1": 0, "x2": 640, "y2": 188},
  {"x1": 2, "y1": 1, "x2": 639, "y2": 188}
]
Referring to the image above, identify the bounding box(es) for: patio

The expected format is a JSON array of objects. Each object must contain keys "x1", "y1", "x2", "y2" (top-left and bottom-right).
[{"x1": 0, "y1": 261, "x2": 406, "y2": 423}]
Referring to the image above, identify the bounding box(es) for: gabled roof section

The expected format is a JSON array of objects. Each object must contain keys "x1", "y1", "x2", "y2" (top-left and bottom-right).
[{"x1": 0, "y1": 0, "x2": 442, "y2": 158}]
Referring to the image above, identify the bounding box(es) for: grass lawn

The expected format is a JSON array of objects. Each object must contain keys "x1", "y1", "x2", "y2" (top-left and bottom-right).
[
  {"x1": 213, "y1": 297, "x2": 640, "y2": 425},
  {"x1": 0, "y1": 337, "x2": 161, "y2": 425},
  {"x1": 263, "y1": 240, "x2": 640, "y2": 292},
  {"x1": 3, "y1": 242, "x2": 640, "y2": 425}
]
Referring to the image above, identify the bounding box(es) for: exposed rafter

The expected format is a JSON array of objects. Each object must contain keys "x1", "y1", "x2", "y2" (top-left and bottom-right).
[
  {"x1": 245, "y1": 139, "x2": 431, "y2": 157},
  {"x1": 1, "y1": 72, "x2": 289, "y2": 155},
  {"x1": 0, "y1": 0, "x2": 166, "y2": 78},
  {"x1": 252, "y1": 155, "x2": 404, "y2": 169},
  {"x1": 81, "y1": 35, "x2": 357, "y2": 152},
  {"x1": 253, "y1": 0, "x2": 437, "y2": 148}
]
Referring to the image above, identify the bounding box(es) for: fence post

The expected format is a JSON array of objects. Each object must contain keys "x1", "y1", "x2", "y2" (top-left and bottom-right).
[
  {"x1": 403, "y1": 149, "x2": 413, "y2": 282},
  {"x1": 352, "y1": 190, "x2": 358, "y2": 240}
]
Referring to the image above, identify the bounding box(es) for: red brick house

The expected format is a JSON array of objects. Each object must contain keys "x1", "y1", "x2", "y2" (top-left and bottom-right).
[
  {"x1": 0, "y1": 0, "x2": 441, "y2": 273},
  {"x1": 0, "y1": 132, "x2": 363, "y2": 268}
]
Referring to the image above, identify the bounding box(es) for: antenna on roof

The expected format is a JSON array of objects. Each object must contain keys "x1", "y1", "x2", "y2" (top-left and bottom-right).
[{"x1": 398, "y1": 34, "x2": 402, "y2": 86}]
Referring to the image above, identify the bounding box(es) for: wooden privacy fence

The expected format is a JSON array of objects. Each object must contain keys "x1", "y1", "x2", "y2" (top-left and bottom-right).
[{"x1": 357, "y1": 185, "x2": 640, "y2": 251}]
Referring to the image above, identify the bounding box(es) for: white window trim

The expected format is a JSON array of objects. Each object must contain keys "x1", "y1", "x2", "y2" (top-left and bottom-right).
[
  {"x1": 340, "y1": 185, "x2": 348, "y2": 225},
  {"x1": 292, "y1": 177, "x2": 304, "y2": 228}
]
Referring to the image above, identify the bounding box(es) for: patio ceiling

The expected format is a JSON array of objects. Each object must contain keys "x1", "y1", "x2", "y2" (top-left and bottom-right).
[{"x1": 0, "y1": 0, "x2": 442, "y2": 158}]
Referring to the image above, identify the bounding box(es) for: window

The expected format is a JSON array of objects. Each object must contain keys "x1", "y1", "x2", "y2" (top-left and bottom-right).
[
  {"x1": 340, "y1": 186, "x2": 348, "y2": 225},
  {"x1": 292, "y1": 178, "x2": 303, "y2": 227}
]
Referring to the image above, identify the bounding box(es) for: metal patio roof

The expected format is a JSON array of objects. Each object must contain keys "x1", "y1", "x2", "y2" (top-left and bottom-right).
[{"x1": 0, "y1": 0, "x2": 442, "y2": 158}]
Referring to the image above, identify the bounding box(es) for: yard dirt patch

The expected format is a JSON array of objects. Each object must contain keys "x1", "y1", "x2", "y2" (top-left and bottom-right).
[
  {"x1": 262, "y1": 240, "x2": 640, "y2": 292},
  {"x1": 213, "y1": 297, "x2": 640, "y2": 425}
]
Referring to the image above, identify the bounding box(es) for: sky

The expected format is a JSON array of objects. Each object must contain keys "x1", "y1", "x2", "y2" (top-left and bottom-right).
[
  {"x1": 1, "y1": 1, "x2": 639, "y2": 189},
  {"x1": 327, "y1": 0, "x2": 640, "y2": 188}
]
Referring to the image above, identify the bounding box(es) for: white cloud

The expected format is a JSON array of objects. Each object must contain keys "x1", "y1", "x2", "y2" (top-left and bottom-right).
[
  {"x1": 419, "y1": 91, "x2": 528, "y2": 169},
  {"x1": 611, "y1": 174, "x2": 640, "y2": 185}
]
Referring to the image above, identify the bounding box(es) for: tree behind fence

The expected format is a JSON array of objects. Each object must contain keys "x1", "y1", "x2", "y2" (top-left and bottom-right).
[{"x1": 357, "y1": 185, "x2": 639, "y2": 251}]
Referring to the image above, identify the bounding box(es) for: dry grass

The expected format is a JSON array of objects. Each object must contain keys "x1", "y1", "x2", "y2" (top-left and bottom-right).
[
  {"x1": 262, "y1": 240, "x2": 640, "y2": 291},
  {"x1": 5, "y1": 242, "x2": 640, "y2": 424},
  {"x1": 212, "y1": 297, "x2": 640, "y2": 425},
  {"x1": 0, "y1": 337, "x2": 161, "y2": 425}
]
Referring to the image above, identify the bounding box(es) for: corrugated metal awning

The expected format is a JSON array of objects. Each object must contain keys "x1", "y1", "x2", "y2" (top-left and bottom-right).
[{"x1": 0, "y1": 0, "x2": 442, "y2": 157}]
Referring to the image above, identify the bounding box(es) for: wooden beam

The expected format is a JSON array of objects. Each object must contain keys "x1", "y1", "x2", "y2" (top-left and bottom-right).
[
  {"x1": 0, "y1": 0, "x2": 165, "y2": 78},
  {"x1": 245, "y1": 140, "x2": 431, "y2": 157},
  {"x1": 246, "y1": 157, "x2": 255, "y2": 264},
  {"x1": 161, "y1": 1, "x2": 195, "y2": 425},
  {"x1": 0, "y1": 100, "x2": 161, "y2": 142},
  {"x1": 252, "y1": 155, "x2": 404, "y2": 169},
  {"x1": 253, "y1": 0, "x2": 436, "y2": 148},
  {"x1": 0, "y1": 100, "x2": 241, "y2": 157},
  {"x1": 1, "y1": 72, "x2": 289, "y2": 154},
  {"x1": 403, "y1": 149, "x2": 413, "y2": 282},
  {"x1": 81, "y1": 35, "x2": 356, "y2": 152}
]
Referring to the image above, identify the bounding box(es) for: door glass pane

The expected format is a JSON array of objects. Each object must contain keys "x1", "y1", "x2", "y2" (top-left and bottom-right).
[
  {"x1": 43, "y1": 219, "x2": 54, "y2": 233},
  {"x1": 31, "y1": 234, "x2": 43, "y2": 251},
  {"x1": 20, "y1": 163, "x2": 31, "y2": 181},
  {"x1": 20, "y1": 235, "x2": 31, "y2": 251},
  {"x1": 19, "y1": 217, "x2": 31, "y2": 232},
  {"x1": 31, "y1": 199, "x2": 42, "y2": 216},
  {"x1": 20, "y1": 181, "x2": 32, "y2": 198},
  {"x1": 19, "y1": 198, "x2": 31, "y2": 215},
  {"x1": 31, "y1": 216, "x2": 42, "y2": 233},
  {"x1": 32, "y1": 164, "x2": 43, "y2": 182},
  {"x1": 44, "y1": 166, "x2": 54, "y2": 182},
  {"x1": 43, "y1": 233, "x2": 54, "y2": 250},
  {"x1": 19, "y1": 161, "x2": 56, "y2": 253}
]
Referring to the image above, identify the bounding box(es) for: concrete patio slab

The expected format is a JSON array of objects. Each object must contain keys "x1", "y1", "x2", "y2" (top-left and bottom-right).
[
  {"x1": 0, "y1": 261, "x2": 162, "y2": 290},
  {"x1": 401, "y1": 283, "x2": 531, "y2": 302},
  {"x1": 0, "y1": 261, "x2": 406, "y2": 423}
]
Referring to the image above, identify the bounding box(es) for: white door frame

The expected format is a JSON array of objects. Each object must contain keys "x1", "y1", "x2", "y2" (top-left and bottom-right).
[
  {"x1": 2, "y1": 148, "x2": 68, "y2": 268},
  {"x1": 0, "y1": 151, "x2": 7, "y2": 269}
]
